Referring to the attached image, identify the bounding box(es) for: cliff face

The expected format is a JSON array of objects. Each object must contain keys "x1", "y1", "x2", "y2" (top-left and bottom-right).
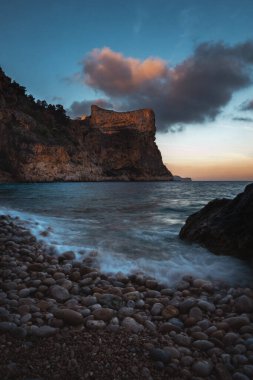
[{"x1": 0, "y1": 69, "x2": 172, "y2": 182}]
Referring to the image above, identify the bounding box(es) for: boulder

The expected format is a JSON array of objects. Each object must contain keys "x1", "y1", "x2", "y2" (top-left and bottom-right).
[{"x1": 180, "y1": 184, "x2": 253, "y2": 260}]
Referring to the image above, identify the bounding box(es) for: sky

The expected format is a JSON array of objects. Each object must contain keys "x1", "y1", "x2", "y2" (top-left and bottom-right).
[{"x1": 1, "y1": 0, "x2": 253, "y2": 180}]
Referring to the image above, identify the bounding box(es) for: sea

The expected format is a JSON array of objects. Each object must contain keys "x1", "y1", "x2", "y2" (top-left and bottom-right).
[{"x1": 0, "y1": 181, "x2": 252, "y2": 286}]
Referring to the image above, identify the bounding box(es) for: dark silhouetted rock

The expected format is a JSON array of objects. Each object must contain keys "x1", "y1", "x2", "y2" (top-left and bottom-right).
[{"x1": 180, "y1": 184, "x2": 253, "y2": 260}]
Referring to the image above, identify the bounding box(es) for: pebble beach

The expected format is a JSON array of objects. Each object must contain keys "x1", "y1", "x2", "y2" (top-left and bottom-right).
[{"x1": 0, "y1": 214, "x2": 253, "y2": 380}]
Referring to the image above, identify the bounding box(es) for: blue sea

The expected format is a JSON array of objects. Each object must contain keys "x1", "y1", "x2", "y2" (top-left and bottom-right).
[{"x1": 0, "y1": 181, "x2": 252, "y2": 286}]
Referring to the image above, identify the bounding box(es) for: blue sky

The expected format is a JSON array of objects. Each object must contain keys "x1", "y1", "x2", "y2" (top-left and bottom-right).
[{"x1": 1, "y1": 0, "x2": 253, "y2": 179}]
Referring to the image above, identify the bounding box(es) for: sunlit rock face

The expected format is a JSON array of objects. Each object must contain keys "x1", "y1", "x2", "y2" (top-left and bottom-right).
[{"x1": 0, "y1": 69, "x2": 172, "y2": 182}]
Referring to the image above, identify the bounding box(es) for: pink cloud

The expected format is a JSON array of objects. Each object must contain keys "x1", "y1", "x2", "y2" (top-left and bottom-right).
[{"x1": 70, "y1": 41, "x2": 253, "y2": 131}]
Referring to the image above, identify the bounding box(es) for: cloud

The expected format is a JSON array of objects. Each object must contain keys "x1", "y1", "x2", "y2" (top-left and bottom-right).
[
  {"x1": 83, "y1": 47, "x2": 168, "y2": 96},
  {"x1": 240, "y1": 99, "x2": 253, "y2": 111},
  {"x1": 233, "y1": 116, "x2": 253, "y2": 122},
  {"x1": 68, "y1": 98, "x2": 113, "y2": 118},
  {"x1": 75, "y1": 41, "x2": 253, "y2": 131}
]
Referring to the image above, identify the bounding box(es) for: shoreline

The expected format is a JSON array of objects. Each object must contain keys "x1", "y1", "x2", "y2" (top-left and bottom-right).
[{"x1": 0, "y1": 214, "x2": 253, "y2": 379}]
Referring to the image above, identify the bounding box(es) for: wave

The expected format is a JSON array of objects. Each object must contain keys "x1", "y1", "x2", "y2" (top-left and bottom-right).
[{"x1": 0, "y1": 205, "x2": 252, "y2": 287}]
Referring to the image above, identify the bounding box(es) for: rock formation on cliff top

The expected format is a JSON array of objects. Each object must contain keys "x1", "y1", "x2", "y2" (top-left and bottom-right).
[
  {"x1": 180, "y1": 183, "x2": 253, "y2": 261},
  {"x1": 0, "y1": 68, "x2": 172, "y2": 182}
]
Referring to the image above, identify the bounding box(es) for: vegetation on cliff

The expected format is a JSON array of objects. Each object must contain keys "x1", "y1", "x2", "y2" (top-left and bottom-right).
[{"x1": 0, "y1": 68, "x2": 172, "y2": 182}]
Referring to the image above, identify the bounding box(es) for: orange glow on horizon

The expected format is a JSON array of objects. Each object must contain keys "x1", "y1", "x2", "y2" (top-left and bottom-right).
[{"x1": 167, "y1": 158, "x2": 253, "y2": 181}]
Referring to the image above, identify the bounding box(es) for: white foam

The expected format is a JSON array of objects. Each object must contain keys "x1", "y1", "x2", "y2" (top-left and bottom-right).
[{"x1": 1, "y1": 206, "x2": 252, "y2": 287}]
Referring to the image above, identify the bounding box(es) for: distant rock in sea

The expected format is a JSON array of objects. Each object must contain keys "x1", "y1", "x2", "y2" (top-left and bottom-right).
[
  {"x1": 173, "y1": 175, "x2": 192, "y2": 182},
  {"x1": 0, "y1": 68, "x2": 172, "y2": 182},
  {"x1": 179, "y1": 183, "x2": 253, "y2": 260}
]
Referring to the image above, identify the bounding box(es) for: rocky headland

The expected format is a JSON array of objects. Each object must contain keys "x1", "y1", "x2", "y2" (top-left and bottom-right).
[
  {"x1": 180, "y1": 183, "x2": 253, "y2": 261},
  {"x1": 0, "y1": 68, "x2": 172, "y2": 182},
  {"x1": 0, "y1": 214, "x2": 253, "y2": 379}
]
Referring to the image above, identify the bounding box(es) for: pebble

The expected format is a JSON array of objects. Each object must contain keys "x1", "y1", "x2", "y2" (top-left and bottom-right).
[
  {"x1": 151, "y1": 303, "x2": 163, "y2": 316},
  {"x1": 98, "y1": 294, "x2": 123, "y2": 309},
  {"x1": 162, "y1": 305, "x2": 179, "y2": 319},
  {"x1": 198, "y1": 300, "x2": 215, "y2": 313},
  {"x1": 92, "y1": 308, "x2": 114, "y2": 322},
  {"x1": 49, "y1": 285, "x2": 70, "y2": 302},
  {"x1": 192, "y1": 340, "x2": 214, "y2": 350},
  {"x1": 173, "y1": 333, "x2": 192, "y2": 347},
  {"x1": 86, "y1": 320, "x2": 106, "y2": 329},
  {"x1": 232, "y1": 373, "x2": 250, "y2": 380},
  {"x1": 189, "y1": 306, "x2": 203, "y2": 321},
  {"x1": 149, "y1": 348, "x2": 171, "y2": 363},
  {"x1": 192, "y1": 360, "x2": 213, "y2": 377},
  {"x1": 224, "y1": 316, "x2": 249, "y2": 329},
  {"x1": 54, "y1": 309, "x2": 84, "y2": 325},
  {"x1": 29, "y1": 325, "x2": 57, "y2": 337},
  {"x1": 234, "y1": 295, "x2": 253, "y2": 313},
  {"x1": 121, "y1": 317, "x2": 144, "y2": 333}
]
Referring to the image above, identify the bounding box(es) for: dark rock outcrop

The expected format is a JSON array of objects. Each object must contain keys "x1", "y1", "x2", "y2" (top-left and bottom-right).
[
  {"x1": 179, "y1": 183, "x2": 253, "y2": 260},
  {"x1": 0, "y1": 68, "x2": 172, "y2": 182}
]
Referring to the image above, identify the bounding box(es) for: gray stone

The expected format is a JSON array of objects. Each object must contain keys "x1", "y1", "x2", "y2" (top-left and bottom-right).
[
  {"x1": 121, "y1": 317, "x2": 144, "y2": 333},
  {"x1": 151, "y1": 303, "x2": 163, "y2": 316},
  {"x1": 189, "y1": 306, "x2": 203, "y2": 321},
  {"x1": 159, "y1": 322, "x2": 181, "y2": 334},
  {"x1": 234, "y1": 295, "x2": 253, "y2": 313},
  {"x1": 145, "y1": 320, "x2": 156, "y2": 331},
  {"x1": 30, "y1": 325, "x2": 57, "y2": 337},
  {"x1": 49, "y1": 285, "x2": 70, "y2": 302},
  {"x1": 86, "y1": 320, "x2": 106, "y2": 329},
  {"x1": 192, "y1": 360, "x2": 213, "y2": 377},
  {"x1": 224, "y1": 316, "x2": 249, "y2": 329},
  {"x1": 243, "y1": 365, "x2": 253, "y2": 378},
  {"x1": 0, "y1": 321, "x2": 17, "y2": 332},
  {"x1": 232, "y1": 373, "x2": 250, "y2": 380},
  {"x1": 98, "y1": 294, "x2": 123, "y2": 309},
  {"x1": 224, "y1": 332, "x2": 239, "y2": 346},
  {"x1": 198, "y1": 300, "x2": 215, "y2": 313},
  {"x1": 192, "y1": 339, "x2": 214, "y2": 350},
  {"x1": 164, "y1": 347, "x2": 180, "y2": 359},
  {"x1": 150, "y1": 348, "x2": 171, "y2": 363},
  {"x1": 181, "y1": 356, "x2": 194, "y2": 367},
  {"x1": 118, "y1": 307, "x2": 134, "y2": 318},
  {"x1": 19, "y1": 288, "x2": 31, "y2": 297},
  {"x1": 54, "y1": 309, "x2": 83, "y2": 325},
  {"x1": 21, "y1": 313, "x2": 32, "y2": 324},
  {"x1": 173, "y1": 334, "x2": 192, "y2": 347},
  {"x1": 92, "y1": 308, "x2": 114, "y2": 321},
  {"x1": 0, "y1": 307, "x2": 9, "y2": 318}
]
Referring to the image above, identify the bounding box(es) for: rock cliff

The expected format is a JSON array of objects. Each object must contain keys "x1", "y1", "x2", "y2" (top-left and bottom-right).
[
  {"x1": 180, "y1": 183, "x2": 253, "y2": 261},
  {"x1": 0, "y1": 69, "x2": 172, "y2": 182}
]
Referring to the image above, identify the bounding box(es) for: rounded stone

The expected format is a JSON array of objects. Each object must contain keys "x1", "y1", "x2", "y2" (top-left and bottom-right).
[
  {"x1": 86, "y1": 320, "x2": 106, "y2": 329},
  {"x1": 151, "y1": 303, "x2": 163, "y2": 316},
  {"x1": 54, "y1": 309, "x2": 83, "y2": 325},
  {"x1": 189, "y1": 306, "x2": 203, "y2": 321},
  {"x1": 121, "y1": 317, "x2": 144, "y2": 333},
  {"x1": 49, "y1": 285, "x2": 70, "y2": 302},
  {"x1": 162, "y1": 305, "x2": 179, "y2": 319},
  {"x1": 150, "y1": 348, "x2": 171, "y2": 364},
  {"x1": 198, "y1": 300, "x2": 215, "y2": 313},
  {"x1": 92, "y1": 308, "x2": 114, "y2": 322},
  {"x1": 234, "y1": 295, "x2": 253, "y2": 313},
  {"x1": 192, "y1": 340, "x2": 214, "y2": 350},
  {"x1": 232, "y1": 373, "x2": 250, "y2": 380},
  {"x1": 179, "y1": 298, "x2": 196, "y2": 313},
  {"x1": 192, "y1": 360, "x2": 213, "y2": 377}
]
